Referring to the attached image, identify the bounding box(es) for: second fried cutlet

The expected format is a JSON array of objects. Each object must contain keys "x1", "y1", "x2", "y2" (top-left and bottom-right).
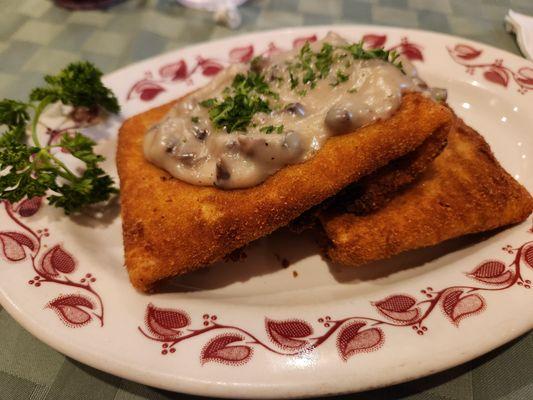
[
  {"x1": 320, "y1": 117, "x2": 533, "y2": 266},
  {"x1": 289, "y1": 123, "x2": 449, "y2": 233}
]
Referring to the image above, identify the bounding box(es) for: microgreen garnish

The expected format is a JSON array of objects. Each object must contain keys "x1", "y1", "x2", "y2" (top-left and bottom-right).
[{"x1": 0, "y1": 62, "x2": 120, "y2": 214}]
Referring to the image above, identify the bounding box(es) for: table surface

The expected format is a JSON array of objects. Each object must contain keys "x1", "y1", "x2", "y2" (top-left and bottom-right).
[{"x1": 0, "y1": 0, "x2": 532, "y2": 399}]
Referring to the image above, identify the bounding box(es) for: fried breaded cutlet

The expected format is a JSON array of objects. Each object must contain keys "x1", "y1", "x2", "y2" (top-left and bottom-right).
[
  {"x1": 320, "y1": 117, "x2": 533, "y2": 266},
  {"x1": 117, "y1": 92, "x2": 452, "y2": 291},
  {"x1": 331, "y1": 121, "x2": 449, "y2": 215},
  {"x1": 289, "y1": 124, "x2": 449, "y2": 233}
]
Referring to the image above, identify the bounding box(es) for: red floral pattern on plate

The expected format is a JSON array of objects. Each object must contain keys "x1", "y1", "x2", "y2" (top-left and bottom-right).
[
  {"x1": 366, "y1": 35, "x2": 425, "y2": 61},
  {"x1": 265, "y1": 318, "x2": 313, "y2": 350},
  {"x1": 139, "y1": 221, "x2": 533, "y2": 366},
  {"x1": 0, "y1": 200, "x2": 104, "y2": 328},
  {"x1": 126, "y1": 33, "x2": 425, "y2": 102},
  {"x1": 447, "y1": 44, "x2": 533, "y2": 94}
]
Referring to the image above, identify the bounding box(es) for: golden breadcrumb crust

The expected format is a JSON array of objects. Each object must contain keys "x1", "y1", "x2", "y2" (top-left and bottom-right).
[
  {"x1": 117, "y1": 92, "x2": 452, "y2": 291},
  {"x1": 334, "y1": 122, "x2": 449, "y2": 214},
  {"x1": 288, "y1": 126, "x2": 449, "y2": 232},
  {"x1": 321, "y1": 117, "x2": 533, "y2": 266}
]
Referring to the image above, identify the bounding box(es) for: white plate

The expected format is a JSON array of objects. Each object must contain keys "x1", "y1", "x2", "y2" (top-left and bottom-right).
[{"x1": 1, "y1": 26, "x2": 532, "y2": 399}]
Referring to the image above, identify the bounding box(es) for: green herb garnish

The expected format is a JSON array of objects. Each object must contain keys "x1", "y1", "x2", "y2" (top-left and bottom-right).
[
  {"x1": 200, "y1": 72, "x2": 277, "y2": 133},
  {"x1": 191, "y1": 116, "x2": 199, "y2": 123},
  {"x1": 0, "y1": 100, "x2": 30, "y2": 128},
  {"x1": 199, "y1": 98, "x2": 216, "y2": 108},
  {"x1": 331, "y1": 70, "x2": 349, "y2": 87},
  {"x1": 259, "y1": 124, "x2": 284, "y2": 134},
  {"x1": 0, "y1": 62, "x2": 120, "y2": 214},
  {"x1": 284, "y1": 40, "x2": 404, "y2": 92},
  {"x1": 345, "y1": 41, "x2": 403, "y2": 71},
  {"x1": 30, "y1": 61, "x2": 119, "y2": 114},
  {"x1": 199, "y1": 38, "x2": 405, "y2": 133},
  {"x1": 289, "y1": 71, "x2": 299, "y2": 89},
  {"x1": 315, "y1": 43, "x2": 334, "y2": 78}
]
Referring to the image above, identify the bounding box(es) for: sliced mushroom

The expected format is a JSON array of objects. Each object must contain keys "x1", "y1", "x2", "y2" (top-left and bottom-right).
[
  {"x1": 282, "y1": 131, "x2": 302, "y2": 152},
  {"x1": 193, "y1": 126, "x2": 209, "y2": 140},
  {"x1": 237, "y1": 136, "x2": 265, "y2": 156},
  {"x1": 177, "y1": 153, "x2": 196, "y2": 166},
  {"x1": 284, "y1": 102, "x2": 305, "y2": 117},
  {"x1": 163, "y1": 138, "x2": 178, "y2": 154},
  {"x1": 216, "y1": 160, "x2": 231, "y2": 181},
  {"x1": 251, "y1": 56, "x2": 269, "y2": 73},
  {"x1": 325, "y1": 107, "x2": 354, "y2": 134}
]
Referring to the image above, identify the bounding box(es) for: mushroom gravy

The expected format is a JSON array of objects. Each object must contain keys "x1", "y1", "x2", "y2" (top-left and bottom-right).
[{"x1": 144, "y1": 33, "x2": 438, "y2": 188}]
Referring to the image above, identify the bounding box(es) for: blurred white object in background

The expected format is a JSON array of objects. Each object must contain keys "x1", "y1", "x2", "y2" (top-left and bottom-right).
[
  {"x1": 213, "y1": 3, "x2": 242, "y2": 29},
  {"x1": 505, "y1": 9, "x2": 533, "y2": 60},
  {"x1": 177, "y1": 0, "x2": 247, "y2": 11},
  {"x1": 177, "y1": 0, "x2": 246, "y2": 29}
]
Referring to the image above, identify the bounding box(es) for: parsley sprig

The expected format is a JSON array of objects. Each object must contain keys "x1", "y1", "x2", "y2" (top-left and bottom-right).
[
  {"x1": 0, "y1": 62, "x2": 120, "y2": 214},
  {"x1": 200, "y1": 72, "x2": 277, "y2": 133}
]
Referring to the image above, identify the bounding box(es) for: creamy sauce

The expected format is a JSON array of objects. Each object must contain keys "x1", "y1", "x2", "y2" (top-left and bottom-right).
[{"x1": 144, "y1": 32, "x2": 433, "y2": 189}]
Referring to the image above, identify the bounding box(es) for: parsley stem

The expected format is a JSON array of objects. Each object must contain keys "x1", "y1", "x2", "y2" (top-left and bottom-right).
[
  {"x1": 31, "y1": 96, "x2": 77, "y2": 180},
  {"x1": 31, "y1": 96, "x2": 54, "y2": 148},
  {"x1": 35, "y1": 148, "x2": 77, "y2": 180},
  {"x1": 47, "y1": 150, "x2": 77, "y2": 180}
]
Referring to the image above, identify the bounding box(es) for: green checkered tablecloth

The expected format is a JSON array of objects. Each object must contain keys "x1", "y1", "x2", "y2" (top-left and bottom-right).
[{"x1": 0, "y1": 0, "x2": 532, "y2": 399}]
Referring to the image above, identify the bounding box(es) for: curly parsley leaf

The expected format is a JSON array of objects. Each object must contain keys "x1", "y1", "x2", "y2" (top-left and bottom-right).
[
  {"x1": 0, "y1": 130, "x2": 48, "y2": 203},
  {"x1": 0, "y1": 100, "x2": 30, "y2": 128},
  {"x1": 59, "y1": 132, "x2": 103, "y2": 166},
  {"x1": 47, "y1": 166, "x2": 117, "y2": 214},
  {"x1": 0, "y1": 62, "x2": 120, "y2": 214},
  {"x1": 30, "y1": 61, "x2": 120, "y2": 114}
]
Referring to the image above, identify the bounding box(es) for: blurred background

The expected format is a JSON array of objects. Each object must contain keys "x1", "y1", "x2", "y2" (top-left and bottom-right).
[{"x1": 1, "y1": 0, "x2": 532, "y2": 100}]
